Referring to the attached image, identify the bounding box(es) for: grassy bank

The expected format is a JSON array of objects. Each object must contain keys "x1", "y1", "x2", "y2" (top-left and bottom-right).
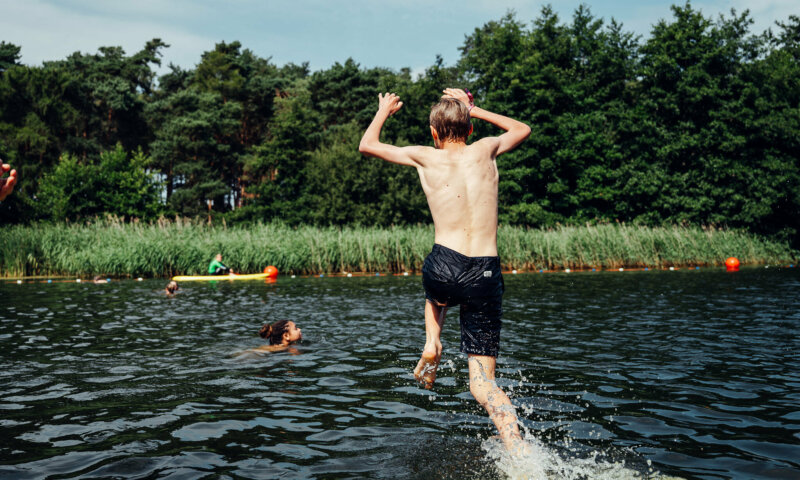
[{"x1": 1, "y1": 220, "x2": 796, "y2": 277}]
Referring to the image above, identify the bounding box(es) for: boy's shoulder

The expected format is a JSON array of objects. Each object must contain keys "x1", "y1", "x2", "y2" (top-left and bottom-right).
[
  {"x1": 470, "y1": 136, "x2": 501, "y2": 147},
  {"x1": 404, "y1": 145, "x2": 437, "y2": 161},
  {"x1": 468, "y1": 136, "x2": 502, "y2": 157}
]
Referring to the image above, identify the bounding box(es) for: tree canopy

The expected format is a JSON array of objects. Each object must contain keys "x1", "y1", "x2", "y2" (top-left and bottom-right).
[{"x1": 1, "y1": 4, "x2": 798, "y2": 245}]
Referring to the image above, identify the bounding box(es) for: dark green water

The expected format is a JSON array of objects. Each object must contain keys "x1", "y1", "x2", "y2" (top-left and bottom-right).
[{"x1": 0, "y1": 268, "x2": 798, "y2": 479}]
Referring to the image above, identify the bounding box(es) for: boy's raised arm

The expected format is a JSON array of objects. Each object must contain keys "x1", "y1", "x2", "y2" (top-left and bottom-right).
[
  {"x1": 441, "y1": 88, "x2": 531, "y2": 156},
  {"x1": 359, "y1": 93, "x2": 423, "y2": 167}
]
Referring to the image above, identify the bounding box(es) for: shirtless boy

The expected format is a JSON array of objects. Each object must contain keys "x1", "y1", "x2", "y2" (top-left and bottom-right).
[{"x1": 359, "y1": 88, "x2": 531, "y2": 452}]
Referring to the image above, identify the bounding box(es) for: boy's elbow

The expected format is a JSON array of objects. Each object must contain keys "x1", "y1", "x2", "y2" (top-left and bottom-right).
[
  {"x1": 359, "y1": 140, "x2": 382, "y2": 157},
  {"x1": 515, "y1": 124, "x2": 531, "y2": 143}
]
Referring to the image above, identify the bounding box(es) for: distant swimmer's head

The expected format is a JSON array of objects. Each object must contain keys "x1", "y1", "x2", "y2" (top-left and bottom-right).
[
  {"x1": 259, "y1": 320, "x2": 302, "y2": 346},
  {"x1": 429, "y1": 98, "x2": 472, "y2": 147},
  {"x1": 166, "y1": 281, "x2": 179, "y2": 294}
]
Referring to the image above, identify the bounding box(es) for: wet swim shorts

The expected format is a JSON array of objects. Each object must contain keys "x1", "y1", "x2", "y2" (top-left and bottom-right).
[{"x1": 422, "y1": 244, "x2": 504, "y2": 357}]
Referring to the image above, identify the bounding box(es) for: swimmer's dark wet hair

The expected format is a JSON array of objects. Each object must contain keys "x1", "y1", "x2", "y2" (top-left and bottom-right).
[
  {"x1": 429, "y1": 98, "x2": 471, "y2": 142},
  {"x1": 259, "y1": 320, "x2": 290, "y2": 345}
]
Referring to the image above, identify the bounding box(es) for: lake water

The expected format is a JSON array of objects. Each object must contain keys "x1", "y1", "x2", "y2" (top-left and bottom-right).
[{"x1": 1, "y1": 268, "x2": 798, "y2": 479}]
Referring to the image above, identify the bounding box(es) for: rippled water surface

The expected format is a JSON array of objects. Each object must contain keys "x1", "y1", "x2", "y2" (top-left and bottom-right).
[{"x1": 1, "y1": 268, "x2": 798, "y2": 479}]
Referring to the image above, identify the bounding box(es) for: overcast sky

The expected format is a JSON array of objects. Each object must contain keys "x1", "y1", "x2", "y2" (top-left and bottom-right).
[{"x1": 1, "y1": 0, "x2": 796, "y2": 76}]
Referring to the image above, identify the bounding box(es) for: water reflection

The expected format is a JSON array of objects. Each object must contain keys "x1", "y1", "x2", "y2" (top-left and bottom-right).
[{"x1": 0, "y1": 268, "x2": 798, "y2": 479}]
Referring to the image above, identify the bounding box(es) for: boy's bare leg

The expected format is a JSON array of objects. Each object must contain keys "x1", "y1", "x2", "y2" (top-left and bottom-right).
[
  {"x1": 468, "y1": 354, "x2": 528, "y2": 454},
  {"x1": 413, "y1": 300, "x2": 447, "y2": 389}
]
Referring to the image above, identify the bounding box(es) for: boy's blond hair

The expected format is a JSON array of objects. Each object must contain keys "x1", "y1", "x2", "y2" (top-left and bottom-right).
[{"x1": 429, "y1": 98, "x2": 471, "y2": 142}]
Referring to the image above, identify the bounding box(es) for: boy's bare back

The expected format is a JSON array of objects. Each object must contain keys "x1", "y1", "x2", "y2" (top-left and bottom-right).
[
  {"x1": 404, "y1": 139, "x2": 501, "y2": 256},
  {"x1": 359, "y1": 88, "x2": 529, "y2": 257}
]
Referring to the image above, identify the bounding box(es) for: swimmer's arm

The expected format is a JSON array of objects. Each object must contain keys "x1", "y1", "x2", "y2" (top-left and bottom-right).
[{"x1": 359, "y1": 93, "x2": 425, "y2": 167}]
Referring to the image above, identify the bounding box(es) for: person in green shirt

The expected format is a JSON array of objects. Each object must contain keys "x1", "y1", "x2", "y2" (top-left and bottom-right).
[{"x1": 208, "y1": 253, "x2": 234, "y2": 275}]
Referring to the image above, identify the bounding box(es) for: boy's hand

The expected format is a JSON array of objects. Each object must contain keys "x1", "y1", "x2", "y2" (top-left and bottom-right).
[
  {"x1": 442, "y1": 88, "x2": 471, "y2": 107},
  {"x1": 377, "y1": 93, "x2": 403, "y2": 116},
  {"x1": 0, "y1": 163, "x2": 17, "y2": 202}
]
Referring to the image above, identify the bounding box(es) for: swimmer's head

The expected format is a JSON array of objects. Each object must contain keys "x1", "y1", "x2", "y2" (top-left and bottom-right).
[
  {"x1": 429, "y1": 98, "x2": 471, "y2": 146},
  {"x1": 259, "y1": 320, "x2": 302, "y2": 346},
  {"x1": 166, "y1": 281, "x2": 179, "y2": 294}
]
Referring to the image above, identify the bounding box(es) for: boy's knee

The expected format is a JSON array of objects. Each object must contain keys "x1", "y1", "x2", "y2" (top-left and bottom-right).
[
  {"x1": 469, "y1": 386, "x2": 485, "y2": 406},
  {"x1": 469, "y1": 378, "x2": 491, "y2": 405}
]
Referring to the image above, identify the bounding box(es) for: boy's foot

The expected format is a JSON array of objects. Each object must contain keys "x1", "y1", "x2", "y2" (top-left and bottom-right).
[
  {"x1": 506, "y1": 436, "x2": 533, "y2": 457},
  {"x1": 414, "y1": 350, "x2": 440, "y2": 389}
]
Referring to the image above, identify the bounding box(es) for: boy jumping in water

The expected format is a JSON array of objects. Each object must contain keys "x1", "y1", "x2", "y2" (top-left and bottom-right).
[{"x1": 359, "y1": 88, "x2": 531, "y2": 452}]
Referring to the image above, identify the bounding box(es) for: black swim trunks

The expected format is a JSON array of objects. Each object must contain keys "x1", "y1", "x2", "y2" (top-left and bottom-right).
[{"x1": 422, "y1": 244, "x2": 504, "y2": 357}]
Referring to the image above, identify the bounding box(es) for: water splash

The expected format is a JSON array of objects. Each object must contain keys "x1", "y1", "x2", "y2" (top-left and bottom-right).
[{"x1": 482, "y1": 435, "x2": 684, "y2": 480}]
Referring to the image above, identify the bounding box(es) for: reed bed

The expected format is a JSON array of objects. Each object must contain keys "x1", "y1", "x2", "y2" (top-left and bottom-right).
[{"x1": 1, "y1": 220, "x2": 796, "y2": 277}]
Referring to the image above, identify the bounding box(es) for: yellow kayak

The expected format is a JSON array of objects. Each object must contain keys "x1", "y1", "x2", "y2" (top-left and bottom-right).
[{"x1": 172, "y1": 273, "x2": 270, "y2": 282}]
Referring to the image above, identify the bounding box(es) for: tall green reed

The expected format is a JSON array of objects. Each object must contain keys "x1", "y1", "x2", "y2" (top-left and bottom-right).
[{"x1": 1, "y1": 220, "x2": 796, "y2": 277}]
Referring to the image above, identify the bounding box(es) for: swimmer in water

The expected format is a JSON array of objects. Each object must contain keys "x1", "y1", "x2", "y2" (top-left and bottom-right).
[
  {"x1": 359, "y1": 88, "x2": 531, "y2": 454},
  {"x1": 246, "y1": 320, "x2": 303, "y2": 353},
  {"x1": 165, "y1": 281, "x2": 179, "y2": 295}
]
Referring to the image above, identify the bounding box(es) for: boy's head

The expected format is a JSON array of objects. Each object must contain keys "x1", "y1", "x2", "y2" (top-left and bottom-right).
[{"x1": 429, "y1": 98, "x2": 471, "y2": 145}]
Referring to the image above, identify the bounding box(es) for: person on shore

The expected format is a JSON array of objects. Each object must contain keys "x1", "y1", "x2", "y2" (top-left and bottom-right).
[
  {"x1": 208, "y1": 253, "x2": 234, "y2": 275},
  {"x1": 165, "y1": 281, "x2": 179, "y2": 295},
  {"x1": 358, "y1": 88, "x2": 531, "y2": 453},
  {"x1": 0, "y1": 162, "x2": 18, "y2": 202}
]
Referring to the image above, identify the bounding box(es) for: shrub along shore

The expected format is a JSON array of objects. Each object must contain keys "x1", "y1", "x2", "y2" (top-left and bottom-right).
[{"x1": 0, "y1": 221, "x2": 796, "y2": 278}]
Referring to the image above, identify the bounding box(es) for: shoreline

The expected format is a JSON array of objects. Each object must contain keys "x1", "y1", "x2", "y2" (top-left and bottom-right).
[
  {"x1": 1, "y1": 222, "x2": 797, "y2": 278},
  {"x1": 2, "y1": 264, "x2": 797, "y2": 283}
]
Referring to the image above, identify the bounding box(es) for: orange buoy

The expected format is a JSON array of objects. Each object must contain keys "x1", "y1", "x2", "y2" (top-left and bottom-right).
[
  {"x1": 263, "y1": 265, "x2": 279, "y2": 278},
  {"x1": 725, "y1": 257, "x2": 740, "y2": 271}
]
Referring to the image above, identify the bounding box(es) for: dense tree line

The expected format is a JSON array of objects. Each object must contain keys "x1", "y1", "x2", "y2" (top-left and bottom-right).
[{"x1": 1, "y1": 4, "x2": 798, "y2": 244}]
